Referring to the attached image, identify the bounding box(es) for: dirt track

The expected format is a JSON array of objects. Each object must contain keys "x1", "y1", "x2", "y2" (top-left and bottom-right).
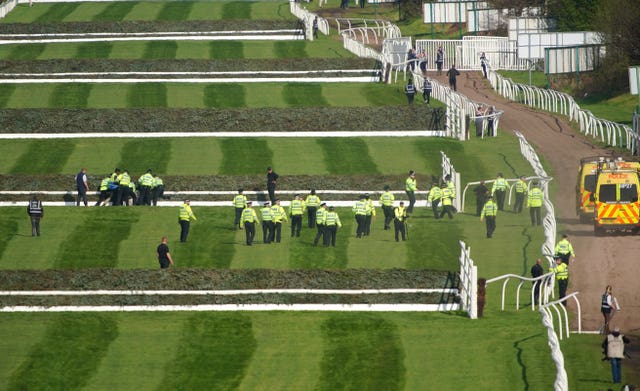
[{"x1": 438, "y1": 71, "x2": 640, "y2": 333}]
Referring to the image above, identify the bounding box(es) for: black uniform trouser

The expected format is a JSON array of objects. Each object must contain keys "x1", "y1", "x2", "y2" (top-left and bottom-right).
[
  {"x1": 382, "y1": 205, "x2": 393, "y2": 229},
  {"x1": 355, "y1": 215, "x2": 366, "y2": 238},
  {"x1": 234, "y1": 208, "x2": 243, "y2": 229},
  {"x1": 314, "y1": 224, "x2": 325, "y2": 245},
  {"x1": 30, "y1": 215, "x2": 41, "y2": 236},
  {"x1": 514, "y1": 192, "x2": 525, "y2": 213},
  {"x1": 139, "y1": 186, "x2": 151, "y2": 205},
  {"x1": 244, "y1": 221, "x2": 255, "y2": 245},
  {"x1": 485, "y1": 215, "x2": 496, "y2": 238},
  {"x1": 406, "y1": 94, "x2": 415, "y2": 105},
  {"x1": 152, "y1": 185, "x2": 164, "y2": 206},
  {"x1": 272, "y1": 222, "x2": 282, "y2": 243},
  {"x1": 530, "y1": 207, "x2": 541, "y2": 226},
  {"x1": 423, "y1": 90, "x2": 431, "y2": 103},
  {"x1": 533, "y1": 280, "x2": 542, "y2": 305},
  {"x1": 291, "y1": 215, "x2": 302, "y2": 237},
  {"x1": 557, "y1": 253, "x2": 570, "y2": 265},
  {"x1": 557, "y1": 279, "x2": 568, "y2": 305},
  {"x1": 494, "y1": 190, "x2": 506, "y2": 210},
  {"x1": 475, "y1": 197, "x2": 486, "y2": 217},
  {"x1": 449, "y1": 79, "x2": 457, "y2": 91},
  {"x1": 406, "y1": 191, "x2": 416, "y2": 213},
  {"x1": 394, "y1": 219, "x2": 406, "y2": 241},
  {"x1": 96, "y1": 190, "x2": 110, "y2": 206},
  {"x1": 324, "y1": 225, "x2": 337, "y2": 246},
  {"x1": 307, "y1": 207, "x2": 317, "y2": 228},
  {"x1": 364, "y1": 215, "x2": 372, "y2": 235},
  {"x1": 179, "y1": 220, "x2": 190, "y2": 242},
  {"x1": 268, "y1": 186, "x2": 276, "y2": 204},
  {"x1": 431, "y1": 199, "x2": 441, "y2": 219},
  {"x1": 440, "y1": 204, "x2": 454, "y2": 219},
  {"x1": 262, "y1": 221, "x2": 273, "y2": 243},
  {"x1": 76, "y1": 187, "x2": 87, "y2": 206}
]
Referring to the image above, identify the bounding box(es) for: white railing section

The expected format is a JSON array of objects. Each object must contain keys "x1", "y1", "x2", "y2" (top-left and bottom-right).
[
  {"x1": 485, "y1": 272, "x2": 554, "y2": 310},
  {"x1": 440, "y1": 150, "x2": 461, "y2": 211},
  {"x1": 460, "y1": 175, "x2": 547, "y2": 213},
  {"x1": 488, "y1": 66, "x2": 639, "y2": 153},
  {"x1": 0, "y1": 0, "x2": 17, "y2": 18},
  {"x1": 289, "y1": 1, "x2": 329, "y2": 41},
  {"x1": 458, "y1": 240, "x2": 478, "y2": 319}
]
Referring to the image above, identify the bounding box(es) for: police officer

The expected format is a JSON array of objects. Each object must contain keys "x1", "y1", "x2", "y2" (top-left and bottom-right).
[
  {"x1": 364, "y1": 193, "x2": 375, "y2": 236},
  {"x1": 379, "y1": 185, "x2": 395, "y2": 230},
  {"x1": 110, "y1": 168, "x2": 120, "y2": 205},
  {"x1": 95, "y1": 175, "x2": 112, "y2": 206},
  {"x1": 513, "y1": 176, "x2": 527, "y2": 213},
  {"x1": 152, "y1": 174, "x2": 164, "y2": 206},
  {"x1": 240, "y1": 201, "x2": 259, "y2": 246},
  {"x1": 550, "y1": 257, "x2": 569, "y2": 305},
  {"x1": 305, "y1": 189, "x2": 321, "y2": 228},
  {"x1": 178, "y1": 199, "x2": 196, "y2": 243},
  {"x1": 289, "y1": 194, "x2": 305, "y2": 237},
  {"x1": 427, "y1": 182, "x2": 442, "y2": 219},
  {"x1": 314, "y1": 203, "x2": 328, "y2": 246},
  {"x1": 405, "y1": 170, "x2": 417, "y2": 213},
  {"x1": 27, "y1": 194, "x2": 43, "y2": 237},
  {"x1": 117, "y1": 169, "x2": 134, "y2": 206},
  {"x1": 138, "y1": 169, "x2": 154, "y2": 205},
  {"x1": 324, "y1": 206, "x2": 342, "y2": 247},
  {"x1": 353, "y1": 194, "x2": 370, "y2": 238},
  {"x1": 233, "y1": 189, "x2": 248, "y2": 230},
  {"x1": 270, "y1": 199, "x2": 287, "y2": 243},
  {"x1": 394, "y1": 201, "x2": 408, "y2": 242},
  {"x1": 260, "y1": 202, "x2": 273, "y2": 244},
  {"x1": 404, "y1": 78, "x2": 416, "y2": 105},
  {"x1": 554, "y1": 234, "x2": 575, "y2": 265},
  {"x1": 491, "y1": 173, "x2": 510, "y2": 211},
  {"x1": 527, "y1": 181, "x2": 544, "y2": 226},
  {"x1": 480, "y1": 195, "x2": 497, "y2": 238},
  {"x1": 75, "y1": 167, "x2": 89, "y2": 207},
  {"x1": 423, "y1": 77, "x2": 433, "y2": 104},
  {"x1": 439, "y1": 185, "x2": 455, "y2": 219}
]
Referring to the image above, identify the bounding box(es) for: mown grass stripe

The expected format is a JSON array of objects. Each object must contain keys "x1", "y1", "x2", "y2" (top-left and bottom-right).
[
  {"x1": 220, "y1": 138, "x2": 273, "y2": 175},
  {"x1": 288, "y1": 214, "x2": 350, "y2": 268},
  {"x1": 0, "y1": 85, "x2": 16, "y2": 107},
  {"x1": 274, "y1": 41, "x2": 307, "y2": 58},
  {"x1": 118, "y1": 139, "x2": 171, "y2": 174},
  {"x1": 157, "y1": 1, "x2": 194, "y2": 21},
  {"x1": 49, "y1": 84, "x2": 91, "y2": 108},
  {"x1": 317, "y1": 138, "x2": 379, "y2": 174},
  {"x1": 35, "y1": 3, "x2": 81, "y2": 23},
  {"x1": 318, "y1": 314, "x2": 405, "y2": 391},
  {"x1": 282, "y1": 83, "x2": 327, "y2": 106},
  {"x1": 159, "y1": 313, "x2": 256, "y2": 390},
  {"x1": 222, "y1": 1, "x2": 252, "y2": 19},
  {"x1": 53, "y1": 208, "x2": 139, "y2": 268},
  {"x1": 8, "y1": 313, "x2": 118, "y2": 391},
  {"x1": 76, "y1": 42, "x2": 113, "y2": 58},
  {"x1": 143, "y1": 41, "x2": 178, "y2": 59},
  {"x1": 93, "y1": 2, "x2": 136, "y2": 21},
  {"x1": 127, "y1": 83, "x2": 167, "y2": 108},
  {"x1": 204, "y1": 84, "x2": 246, "y2": 108},
  {"x1": 209, "y1": 41, "x2": 244, "y2": 59},
  {"x1": 10, "y1": 139, "x2": 75, "y2": 174},
  {"x1": 0, "y1": 209, "x2": 21, "y2": 259},
  {"x1": 6, "y1": 44, "x2": 45, "y2": 60}
]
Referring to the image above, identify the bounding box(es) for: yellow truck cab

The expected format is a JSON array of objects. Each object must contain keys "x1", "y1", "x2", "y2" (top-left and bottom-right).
[
  {"x1": 592, "y1": 157, "x2": 640, "y2": 234},
  {"x1": 576, "y1": 157, "x2": 599, "y2": 222}
]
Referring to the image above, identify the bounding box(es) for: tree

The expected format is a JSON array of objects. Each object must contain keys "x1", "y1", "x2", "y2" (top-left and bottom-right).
[
  {"x1": 546, "y1": 0, "x2": 599, "y2": 31},
  {"x1": 595, "y1": 0, "x2": 640, "y2": 64},
  {"x1": 486, "y1": 0, "x2": 545, "y2": 17}
]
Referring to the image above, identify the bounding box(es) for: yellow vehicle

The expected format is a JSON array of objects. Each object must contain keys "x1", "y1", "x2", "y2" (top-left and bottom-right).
[
  {"x1": 591, "y1": 157, "x2": 640, "y2": 235},
  {"x1": 576, "y1": 157, "x2": 599, "y2": 222}
]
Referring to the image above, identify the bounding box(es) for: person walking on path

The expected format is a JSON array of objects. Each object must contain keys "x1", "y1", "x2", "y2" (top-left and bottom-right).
[
  {"x1": 314, "y1": 203, "x2": 327, "y2": 246},
  {"x1": 323, "y1": 206, "x2": 342, "y2": 247},
  {"x1": 550, "y1": 257, "x2": 569, "y2": 305},
  {"x1": 405, "y1": 170, "x2": 417, "y2": 213},
  {"x1": 240, "y1": 201, "x2": 259, "y2": 246},
  {"x1": 75, "y1": 167, "x2": 89, "y2": 206},
  {"x1": 305, "y1": 189, "x2": 321, "y2": 228},
  {"x1": 602, "y1": 327, "x2": 630, "y2": 384},
  {"x1": 530, "y1": 258, "x2": 544, "y2": 306},
  {"x1": 270, "y1": 199, "x2": 287, "y2": 243},
  {"x1": 289, "y1": 194, "x2": 305, "y2": 237},
  {"x1": 601, "y1": 285, "x2": 618, "y2": 335},
  {"x1": 379, "y1": 185, "x2": 395, "y2": 230},
  {"x1": 27, "y1": 194, "x2": 44, "y2": 237},
  {"x1": 554, "y1": 234, "x2": 575, "y2": 265},
  {"x1": 527, "y1": 181, "x2": 544, "y2": 225},
  {"x1": 233, "y1": 189, "x2": 248, "y2": 230},
  {"x1": 480, "y1": 51, "x2": 488, "y2": 78},
  {"x1": 178, "y1": 199, "x2": 196, "y2": 243},
  {"x1": 404, "y1": 78, "x2": 416, "y2": 105},
  {"x1": 435, "y1": 46, "x2": 444, "y2": 75},
  {"x1": 364, "y1": 193, "x2": 375, "y2": 236},
  {"x1": 393, "y1": 201, "x2": 408, "y2": 242},
  {"x1": 157, "y1": 236, "x2": 174, "y2": 269},
  {"x1": 513, "y1": 176, "x2": 527, "y2": 213},
  {"x1": 260, "y1": 202, "x2": 273, "y2": 244},
  {"x1": 423, "y1": 77, "x2": 432, "y2": 104},
  {"x1": 446, "y1": 64, "x2": 460, "y2": 91},
  {"x1": 266, "y1": 167, "x2": 279, "y2": 204},
  {"x1": 473, "y1": 180, "x2": 489, "y2": 217},
  {"x1": 491, "y1": 173, "x2": 509, "y2": 211},
  {"x1": 480, "y1": 195, "x2": 497, "y2": 238},
  {"x1": 427, "y1": 182, "x2": 442, "y2": 219},
  {"x1": 353, "y1": 194, "x2": 370, "y2": 238}
]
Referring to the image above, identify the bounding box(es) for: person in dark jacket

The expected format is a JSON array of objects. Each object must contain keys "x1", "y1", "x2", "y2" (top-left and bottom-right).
[
  {"x1": 27, "y1": 195, "x2": 44, "y2": 237},
  {"x1": 446, "y1": 64, "x2": 460, "y2": 91}
]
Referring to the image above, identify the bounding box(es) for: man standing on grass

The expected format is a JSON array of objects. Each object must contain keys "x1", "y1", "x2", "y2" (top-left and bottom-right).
[
  {"x1": 75, "y1": 167, "x2": 89, "y2": 207},
  {"x1": 27, "y1": 194, "x2": 43, "y2": 237},
  {"x1": 480, "y1": 195, "x2": 497, "y2": 238},
  {"x1": 270, "y1": 199, "x2": 287, "y2": 243},
  {"x1": 240, "y1": 201, "x2": 259, "y2": 246},
  {"x1": 233, "y1": 189, "x2": 248, "y2": 230},
  {"x1": 157, "y1": 236, "x2": 174, "y2": 269},
  {"x1": 393, "y1": 201, "x2": 408, "y2": 242},
  {"x1": 353, "y1": 194, "x2": 370, "y2": 238},
  {"x1": 266, "y1": 167, "x2": 278, "y2": 204},
  {"x1": 602, "y1": 327, "x2": 630, "y2": 384},
  {"x1": 405, "y1": 170, "x2": 417, "y2": 213},
  {"x1": 323, "y1": 206, "x2": 342, "y2": 247},
  {"x1": 314, "y1": 203, "x2": 327, "y2": 246},
  {"x1": 404, "y1": 78, "x2": 416, "y2": 105},
  {"x1": 260, "y1": 202, "x2": 273, "y2": 244},
  {"x1": 513, "y1": 176, "x2": 527, "y2": 213},
  {"x1": 550, "y1": 257, "x2": 568, "y2": 305},
  {"x1": 305, "y1": 189, "x2": 321, "y2": 228},
  {"x1": 178, "y1": 199, "x2": 196, "y2": 243},
  {"x1": 289, "y1": 194, "x2": 305, "y2": 237},
  {"x1": 530, "y1": 258, "x2": 544, "y2": 305},
  {"x1": 427, "y1": 182, "x2": 442, "y2": 219},
  {"x1": 380, "y1": 185, "x2": 395, "y2": 230},
  {"x1": 527, "y1": 181, "x2": 544, "y2": 226},
  {"x1": 491, "y1": 172, "x2": 509, "y2": 211}
]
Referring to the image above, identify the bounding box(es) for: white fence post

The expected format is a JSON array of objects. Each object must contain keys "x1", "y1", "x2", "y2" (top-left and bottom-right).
[{"x1": 458, "y1": 240, "x2": 477, "y2": 319}]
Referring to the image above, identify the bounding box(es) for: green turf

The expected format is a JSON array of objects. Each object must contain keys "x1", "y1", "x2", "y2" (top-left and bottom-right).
[
  {"x1": 204, "y1": 84, "x2": 246, "y2": 107},
  {"x1": 34, "y1": 2, "x2": 80, "y2": 23},
  {"x1": 49, "y1": 83, "x2": 91, "y2": 108},
  {"x1": 157, "y1": 1, "x2": 194, "y2": 21},
  {"x1": 220, "y1": 138, "x2": 273, "y2": 175},
  {"x1": 0, "y1": 209, "x2": 21, "y2": 258},
  {"x1": 10, "y1": 139, "x2": 75, "y2": 175},
  {"x1": 317, "y1": 138, "x2": 379, "y2": 174},
  {"x1": 76, "y1": 42, "x2": 113, "y2": 59},
  {"x1": 118, "y1": 139, "x2": 171, "y2": 174},
  {"x1": 274, "y1": 40, "x2": 307, "y2": 58},
  {"x1": 4, "y1": 44, "x2": 45, "y2": 60},
  {"x1": 143, "y1": 41, "x2": 178, "y2": 59},
  {"x1": 282, "y1": 83, "x2": 328, "y2": 106},
  {"x1": 222, "y1": 1, "x2": 252, "y2": 19},
  {"x1": 0, "y1": 85, "x2": 15, "y2": 107},
  {"x1": 92, "y1": 2, "x2": 136, "y2": 21},
  {"x1": 127, "y1": 83, "x2": 167, "y2": 108},
  {"x1": 209, "y1": 41, "x2": 244, "y2": 59}
]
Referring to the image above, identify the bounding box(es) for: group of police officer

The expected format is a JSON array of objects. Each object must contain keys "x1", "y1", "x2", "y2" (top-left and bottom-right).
[{"x1": 95, "y1": 168, "x2": 165, "y2": 207}]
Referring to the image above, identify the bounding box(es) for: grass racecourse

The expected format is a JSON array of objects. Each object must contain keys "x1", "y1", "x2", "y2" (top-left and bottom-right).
[{"x1": 0, "y1": 1, "x2": 638, "y2": 390}]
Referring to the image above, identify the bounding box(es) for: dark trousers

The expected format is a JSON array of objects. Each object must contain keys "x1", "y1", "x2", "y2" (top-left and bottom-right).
[
  {"x1": 475, "y1": 198, "x2": 485, "y2": 217},
  {"x1": 406, "y1": 94, "x2": 415, "y2": 105},
  {"x1": 139, "y1": 186, "x2": 151, "y2": 205},
  {"x1": 382, "y1": 205, "x2": 393, "y2": 229},
  {"x1": 514, "y1": 193, "x2": 525, "y2": 213},
  {"x1": 307, "y1": 207, "x2": 317, "y2": 228},
  {"x1": 244, "y1": 222, "x2": 255, "y2": 245},
  {"x1": 494, "y1": 190, "x2": 506, "y2": 210},
  {"x1": 440, "y1": 204, "x2": 454, "y2": 219},
  {"x1": 533, "y1": 280, "x2": 541, "y2": 305},
  {"x1": 449, "y1": 79, "x2": 457, "y2": 91},
  {"x1": 610, "y1": 358, "x2": 622, "y2": 383},
  {"x1": 324, "y1": 225, "x2": 337, "y2": 246},
  {"x1": 96, "y1": 190, "x2": 111, "y2": 206},
  {"x1": 30, "y1": 215, "x2": 41, "y2": 236},
  {"x1": 152, "y1": 185, "x2": 164, "y2": 206},
  {"x1": 272, "y1": 222, "x2": 282, "y2": 243},
  {"x1": 485, "y1": 216, "x2": 496, "y2": 238},
  {"x1": 481, "y1": 64, "x2": 487, "y2": 78},
  {"x1": 557, "y1": 253, "x2": 570, "y2": 265},
  {"x1": 431, "y1": 199, "x2": 441, "y2": 219},
  {"x1": 268, "y1": 186, "x2": 276, "y2": 204},
  {"x1": 423, "y1": 90, "x2": 431, "y2": 103},
  {"x1": 355, "y1": 215, "x2": 366, "y2": 238},
  {"x1": 291, "y1": 215, "x2": 302, "y2": 237},
  {"x1": 394, "y1": 219, "x2": 406, "y2": 241},
  {"x1": 530, "y1": 207, "x2": 542, "y2": 226},
  {"x1": 76, "y1": 188, "x2": 87, "y2": 206},
  {"x1": 262, "y1": 221, "x2": 273, "y2": 243},
  {"x1": 314, "y1": 224, "x2": 325, "y2": 245},
  {"x1": 364, "y1": 215, "x2": 372, "y2": 235},
  {"x1": 406, "y1": 191, "x2": 416, "y2": 213},
  {"x1": 557, "y1": 279, "x2": 568, "y2": 305},
  {"x1": 179, "y1": 220, "x2": 190, "y2": 242},
  {"x1": 234, "y1": 207, "x2": 243, "y2": 229}
]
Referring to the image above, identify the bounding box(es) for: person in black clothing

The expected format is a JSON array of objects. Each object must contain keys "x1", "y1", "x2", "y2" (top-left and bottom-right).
[
  {"x1": 312, "y1": 17, "x2": 319, "y2": 38},
  {"x1": 266, "y1": 167, "x2": 278, "y2": 204},
  {"x1": 473, "y1": 181, "x2": 489, "y2": 217},
  {"x1": 157, "y1": 236, "x2": 174, "y2": 269},
  {"x1": 404, "y1": 78, "x2": 416, "y2": 105},
  {"x1": 27, "y1": 195, "x2": 44, "y2": 237},
  {"x1": 422, "y1": 77, "x2": 432, "y2": 104},
  {"x1": 530, "y1": 258, "x2": 544, "y2": 306},
  {"x1": 75, "y1": 167, "x2": 89, "y2": 206},
  {"x1": 480, "y1": 52, "x2": 488, "y2": 78},
  {"x1": 446, "y1": 64, "x2": 460, "y2": 91}
]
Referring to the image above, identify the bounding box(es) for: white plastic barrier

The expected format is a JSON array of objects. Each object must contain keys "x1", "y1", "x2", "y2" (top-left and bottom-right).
[
  {"x1": 0, "y1": 0, "x2": 18, "y2": 18},
  {"x1": 440, "y1": 150, "x2": 461, "y2": 211},
  {"x1": 458, "y1": 240, "x2": 478, "y2": 319},
  {"x1": 485, "y1": 272, "x2": 554, "y2": 310}
]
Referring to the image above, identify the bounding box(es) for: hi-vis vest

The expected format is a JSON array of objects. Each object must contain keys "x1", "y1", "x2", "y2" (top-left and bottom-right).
[
  {"x1": 139, "y1": 173, "x2": 154, "y2": 187},
  {"x1": 394, "y1": 206, "x2": 406, "y2": 221},
  {"x1": 528, "y1": 188, "x2": 543, "y2": 207},
  {"x1": 179, "y1": 204, "x2": 196, "y2": 221},
  {"x1": 153, "y1": 177, "x2": 163, "y2": 187},
  {"x1": 28, "y1": 200, "x2": 43, "y2": 215},
  {"x1": 607, "y1": 334, "x2": 625, "y2": 359},
  {"x1": 100, "y1": 177, "x2": 110, "y2": 191},
  {"x1": 492, "y1": 177, "x2": 509, "y2": 192},
  {"x1": 241, "y1": 207, "x2": 258, "y2": 223},
  {"x1": 441, "y1": 188, "x2": 453, "y2": 206},
  {"x1": 380, "y1": 192, "x2": 394, "y2": 206},
  {"x1": 290, "y1": 199, "x2": 305, "y2": 215},
  {"x1": 316, "y1": 208, "x2": 327, "y2": 225},
  {"x1": 428, "y1": 187, "x2": 442, "y2": 202},
  {"x1": 353, "y1": 200, "x2": 368, "y2": 215},
  {"x1": 306, "y1": 195, "x2": 321, "y2": 208},
  {"x1": 550, "y1": 262, "x2": 568, "y2": 280},
  {"x1": 271, "y1": 205, "x2": 287, "y2": 223},
  {"x1": 233, "y1": 194, "x2": 247, "y2": 209},
  {"x1": 261, "y1": 207, "x2": 273, "y2": 221},
  {"x1": 119, "y1": 173, "x2": 131, "y2": 186},
  {"x1": 406, "y1": 177, "x2": 417, "y2": 192},
  {"x1": 325, "y1": 211, "x2": 341, "y2": 227},
  {"x1": 515, "y1": 179, "x2": 527, "y2": 194},
  {"x1": 555, "y1": 239, "x2": 574, "y2": 255},
  {"x1": 481, "y1": 200, "x2": 497, "y2": 217}
]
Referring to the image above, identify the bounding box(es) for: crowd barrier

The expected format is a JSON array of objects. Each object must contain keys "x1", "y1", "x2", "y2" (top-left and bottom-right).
[{"x1": 458, "y1": 240, "x2": 477, "y2": 319}]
